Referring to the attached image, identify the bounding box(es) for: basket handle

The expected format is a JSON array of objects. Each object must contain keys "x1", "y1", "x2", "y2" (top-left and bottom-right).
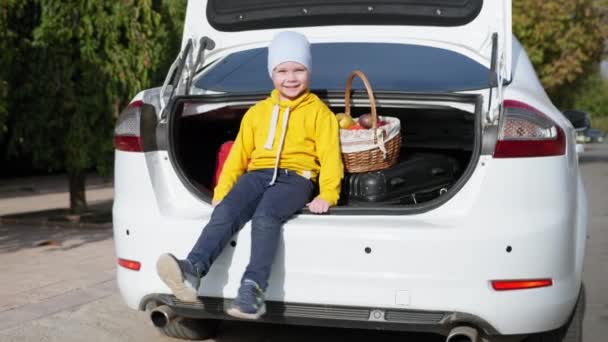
[{"x1": 344, "y1": 70, "x2": 378, "y2": 129}]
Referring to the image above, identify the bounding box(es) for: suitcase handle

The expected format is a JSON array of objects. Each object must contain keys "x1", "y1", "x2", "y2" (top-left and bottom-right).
[{"x1": 344, "y1": 70, "x2": 378, "y2": 129}]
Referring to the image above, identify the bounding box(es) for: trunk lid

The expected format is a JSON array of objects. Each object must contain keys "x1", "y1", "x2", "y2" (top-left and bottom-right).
[{"x1": 183, "y1": 0, "x2": 511, "y2": 81}]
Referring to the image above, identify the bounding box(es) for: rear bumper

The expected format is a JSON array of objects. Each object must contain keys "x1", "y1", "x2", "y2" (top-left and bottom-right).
[
  {"x1": 118, "y1": 257, "x2": 579, "y2": 337},
  {"x1": 115, "y1": 203, "x2": 582, "y2": 336}
]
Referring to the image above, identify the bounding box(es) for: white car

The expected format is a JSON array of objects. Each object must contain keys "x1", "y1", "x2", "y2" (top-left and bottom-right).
[{"x1": 112, "y1": 1, "x2": 587, "y2": 341}]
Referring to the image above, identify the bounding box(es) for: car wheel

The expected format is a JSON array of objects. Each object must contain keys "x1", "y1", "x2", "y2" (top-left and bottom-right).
[
  {"x1": 525, "y1": 284, "x2": 585, "y2": 342},
  {"x1": 157, "y1": 317, "x2": 220, "y2": 340}
]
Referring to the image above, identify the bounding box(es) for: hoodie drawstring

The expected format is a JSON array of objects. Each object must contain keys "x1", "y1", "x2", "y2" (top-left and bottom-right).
[
  {"x1": 263, "y1": 104, "x2": 280, "y2": 150},
  {"x1": 267, "y1": 106, "x2": 290, "y2": 185}
]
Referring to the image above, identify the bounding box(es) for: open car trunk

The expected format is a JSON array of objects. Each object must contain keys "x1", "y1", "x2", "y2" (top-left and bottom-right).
[{"x1": 167, "y1": 91, "x2": 481, "y2": 213}]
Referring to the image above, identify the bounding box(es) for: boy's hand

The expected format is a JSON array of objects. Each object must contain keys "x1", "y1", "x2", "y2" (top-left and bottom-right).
[{"x1": 306, "y1": 197, "x2": 330, "y2": 214}]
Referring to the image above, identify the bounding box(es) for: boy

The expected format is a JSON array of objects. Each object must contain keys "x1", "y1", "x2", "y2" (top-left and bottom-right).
[{"x1": 156, "y1": 31, "x2": 344, "y2": 320}]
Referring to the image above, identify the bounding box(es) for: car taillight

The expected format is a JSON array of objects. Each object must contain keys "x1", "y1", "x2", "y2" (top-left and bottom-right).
[
  {"x1": 493, "y1": 100, "x2": 565, "y2": 158},
  {"x1": 491, "y1": 278, "x2": 553, "y2": 291},
  {"x1": 114, "y1": 100, "x2": 144, "y2": 152}
]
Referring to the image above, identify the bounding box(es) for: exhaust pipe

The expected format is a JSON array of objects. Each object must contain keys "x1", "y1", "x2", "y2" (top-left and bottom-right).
[
  {"x1": 150, "y1": 305, "x2": 176, "y2": 328},
  {"x1": 446, "y1": 326, "x2": 480, "y2": 342}
]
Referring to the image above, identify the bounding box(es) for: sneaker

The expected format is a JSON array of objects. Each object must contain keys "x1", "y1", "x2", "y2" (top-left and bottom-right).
[
  {"x1": 226, "y1": 279, "x2": 266, "y2": 320},
  {"x1": 156, "y1": 253, "x2": 200, "y2": 302}
]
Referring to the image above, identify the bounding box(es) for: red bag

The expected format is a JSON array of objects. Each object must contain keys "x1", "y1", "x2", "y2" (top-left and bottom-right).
[{"x1": 213, "y1": 141, "x2": 234, "y2": 187}]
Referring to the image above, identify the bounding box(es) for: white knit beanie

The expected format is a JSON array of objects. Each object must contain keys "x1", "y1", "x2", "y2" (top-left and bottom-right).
[{"x1": 267, "y1": 31, "x2": 311, "y2": 77}]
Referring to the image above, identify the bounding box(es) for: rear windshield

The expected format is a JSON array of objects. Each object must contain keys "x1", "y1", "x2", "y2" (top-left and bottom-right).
[{"x1": 195, "y1": 43, "x2": 490, "y2": 93}]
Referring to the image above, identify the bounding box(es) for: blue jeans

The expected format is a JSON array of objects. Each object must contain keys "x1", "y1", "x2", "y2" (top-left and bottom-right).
[{"x1": 187, "y1": 168, "x2": 314, "y2": 290}]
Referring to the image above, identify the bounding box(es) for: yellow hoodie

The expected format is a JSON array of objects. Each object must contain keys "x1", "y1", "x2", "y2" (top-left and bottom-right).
[{"x1": 213, "y1": 90, "x2": 344, "y2": 205}]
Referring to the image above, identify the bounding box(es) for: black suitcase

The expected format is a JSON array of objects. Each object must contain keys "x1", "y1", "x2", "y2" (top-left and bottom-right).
[{"x1": 341, "y1": 154, "x2": 460, "y2": 204}]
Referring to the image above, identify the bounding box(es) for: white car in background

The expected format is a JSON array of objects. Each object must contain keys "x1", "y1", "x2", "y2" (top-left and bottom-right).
[{"x1": 112, "y1": 1, "x2": 587, "y2": 341}]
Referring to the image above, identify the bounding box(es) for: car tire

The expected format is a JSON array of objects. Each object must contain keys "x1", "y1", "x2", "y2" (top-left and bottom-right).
[
  {"x1": 525, "y1": 284, "x2": 585, "y2": 342},
  {"x1": 157, "y1": 317, "x2": 220, "y2": 340}
]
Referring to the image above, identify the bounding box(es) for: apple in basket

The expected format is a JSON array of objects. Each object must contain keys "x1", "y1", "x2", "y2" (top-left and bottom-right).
[
  {"x1": 336, "y1": 113, "x2": 356, "y2": 129},
  {"x1": 356, "y1": 113, "x2": 388, "y2": 129},
  {"x1": 358, "y1": 113, "x2": 373, "y2": 129},
  {"x1": 348, "y1": 123, "x2": 364, "y2": 130}
]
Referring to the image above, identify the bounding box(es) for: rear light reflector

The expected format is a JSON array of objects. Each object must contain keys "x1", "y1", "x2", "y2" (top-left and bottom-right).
[
  {"x1": 118, "y1": 258, "x2": 141, "y2": 271},
  {"x1": 113, "y1": 136, "x2": 142, "y2": 152},
  {"x1": 114, "y1": 100, "x2": 144, "y2": 152},
  {"x1": 491, "y1": 278, "x2": 552, "y2": 291},
  {"x1": 494, "y1": 100, "x2": 565, "y2": 158}
]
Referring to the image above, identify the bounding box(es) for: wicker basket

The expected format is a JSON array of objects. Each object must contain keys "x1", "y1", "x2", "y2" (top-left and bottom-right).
[{"x1": 339, "y1": 70, "x2": 401, "y2": 173}]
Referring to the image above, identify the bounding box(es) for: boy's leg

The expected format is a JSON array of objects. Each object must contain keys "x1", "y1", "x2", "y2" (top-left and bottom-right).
[
  {"x1": 186, "y1": 171, "x2": 267, "y2": 274},
  {"x1": 157, "y1": 171, "x2": 267, "y2": 301},
  {"x1": 245, "y1": 172, "x2": 313, "y2": 288},
  {"x1": 227, "y1": 170, "x2": 313, "y2": 318}
]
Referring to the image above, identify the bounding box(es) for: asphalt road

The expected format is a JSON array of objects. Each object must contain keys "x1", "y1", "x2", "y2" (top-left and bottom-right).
[{"x1": 0, "y1": 144, "x2": 607, "y2": 342}]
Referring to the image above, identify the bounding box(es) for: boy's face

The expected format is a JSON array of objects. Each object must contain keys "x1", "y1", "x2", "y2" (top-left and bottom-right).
[{"x1": 271, "y1": 61, "x2": 310, "y2": 101}]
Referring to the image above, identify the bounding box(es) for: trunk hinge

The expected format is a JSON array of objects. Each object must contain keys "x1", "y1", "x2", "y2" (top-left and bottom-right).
[
  {"x1": 159, "y1": 37, "x2": 215, "y2": 119},
  {"x1": 486, "y1": 32, "x2": 504, "y2": 125}
]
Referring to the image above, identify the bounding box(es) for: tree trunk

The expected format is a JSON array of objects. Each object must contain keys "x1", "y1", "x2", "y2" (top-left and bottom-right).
[{"x1": 68, "y1": 170, "x2": 87, "y2": 214}]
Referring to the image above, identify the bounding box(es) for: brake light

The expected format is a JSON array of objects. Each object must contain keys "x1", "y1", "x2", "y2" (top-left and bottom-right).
[
  {"x1": 493, "y1": 100, "x2": 565, "y2": 158},
  {"x1": 118, "y1": 258, "x2": 141, "y2": 271},
  {"x1": 491, "y1": 278, "x2": 552, "y2": 291},
  {"x1": 114, "y1": 100, "x2": 144, "y2": 152}
]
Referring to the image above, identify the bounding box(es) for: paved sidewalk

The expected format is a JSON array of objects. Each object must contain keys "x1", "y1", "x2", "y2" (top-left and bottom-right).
[
  {"x1": 0, "y1": 173, "x2": 114, "y2": 228},
  {"x1": 0, "y1": 173, "x2": 118, "y2": 332},
  {"x1": 0, "y1": 223, "x2": 116, "y2": 331}
]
